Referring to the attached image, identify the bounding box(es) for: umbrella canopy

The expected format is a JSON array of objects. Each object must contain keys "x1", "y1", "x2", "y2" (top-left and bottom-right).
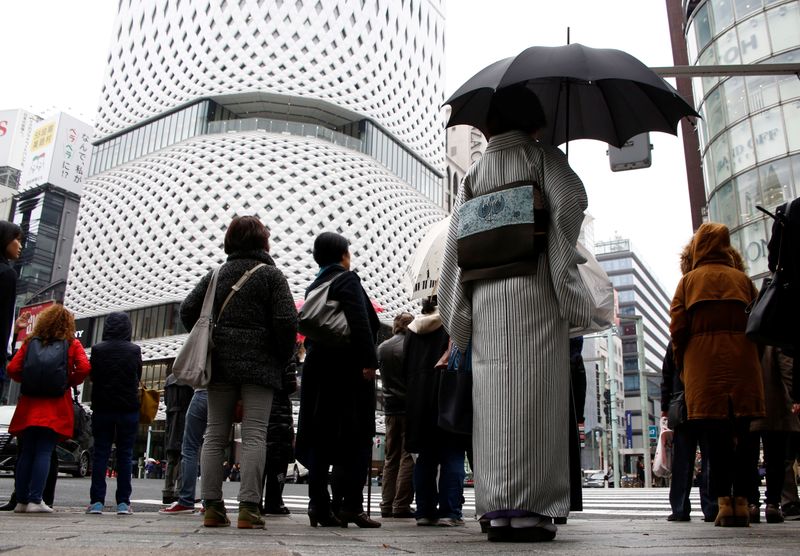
[
  {"x1": 406, "y1": 217, "x2": 450, "y2": 300},
  {"x1": 445, "y1": 43, "x2": 699, "y2": 148}
]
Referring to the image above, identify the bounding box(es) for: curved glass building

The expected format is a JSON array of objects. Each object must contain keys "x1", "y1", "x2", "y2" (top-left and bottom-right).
[
  {"x1": 65, "y1": 0, "x2": 446, "y2": 386},
  {"x1": 684, "y1": 0, "x2": 800, "y2": 277}
]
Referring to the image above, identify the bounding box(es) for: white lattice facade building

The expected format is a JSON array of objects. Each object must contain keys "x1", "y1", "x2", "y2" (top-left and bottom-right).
[{"x1": 65, "y1": 0, "x2": 446, "y2": 365}]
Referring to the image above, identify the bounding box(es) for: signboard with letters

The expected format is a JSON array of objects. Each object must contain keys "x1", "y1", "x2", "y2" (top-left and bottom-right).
[{"x1": 14, "y1": 301, "x2": 56, "y2": 351}]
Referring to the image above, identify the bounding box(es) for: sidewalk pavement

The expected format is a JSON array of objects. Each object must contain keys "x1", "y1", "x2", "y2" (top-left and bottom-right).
[{"x1": 0, "y1": 509, "x2": 797, "y2": 555}]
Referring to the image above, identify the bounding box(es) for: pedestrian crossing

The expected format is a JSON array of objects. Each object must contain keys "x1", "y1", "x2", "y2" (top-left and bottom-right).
[{"x1": 133, "y1": 487, "x2": 741, "y2": 519}]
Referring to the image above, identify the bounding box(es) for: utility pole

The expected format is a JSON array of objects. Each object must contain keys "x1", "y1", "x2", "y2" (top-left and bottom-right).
[
  {"x1": 606, "y1": 328, "x2": 620, "y2": 490},
  {"x1": 597, "y1": 358, "x2": 609, "y2": 486},
  {"x1": 633, "y1": 316, "x2": 652, "y2": 489}
]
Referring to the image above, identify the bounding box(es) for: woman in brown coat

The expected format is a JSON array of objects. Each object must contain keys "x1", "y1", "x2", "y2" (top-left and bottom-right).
[{"x1": 670, "y1": 223, "x2": 765, "y2": 527}]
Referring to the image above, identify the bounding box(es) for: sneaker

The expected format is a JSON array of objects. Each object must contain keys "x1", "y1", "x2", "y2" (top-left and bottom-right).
[
  {"x1": 86, "y1": 502, "x2": 104, "y2": 514},
  {"x1": 14, "y1": 503, "x2": 27, "y2": 513},
  {"x1": 203, "y1": 500, "x2": 230, "y2": 527},
  {"x1": 159, "y1": 501, "x2": 195, "y2": 515},
  {"x1": 438, "y1": 517, "x2": 465, "y2": 527},
  {"x1": 116, "y1": 503, "x2": 133, "y2": 515},
  {"x1": 26, "y1": 501, "x2": 54, "y2": 513},
  {"x1": 237, "y1": 502, "x2": 265, "y2": 529},
  {"x1": 416, "y1": 517, "x2": 439, "y2": 526}
]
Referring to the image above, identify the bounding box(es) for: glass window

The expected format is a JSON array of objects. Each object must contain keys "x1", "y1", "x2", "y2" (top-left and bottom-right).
[
  {"x1": 167, "y1": 114, "x2": 178, "y2": 145},
  {"x1": 784, "y1": 101, "x2": 800, "y2": 152},
  {"x1": 768, "y1": 2, "x2": 800, "y2": 53},
  {"x1": 702, "y1": 151, "x2": 715, "y2": 195},
  {"x1": 760, "y1": 158, "x2": 793, "y2": 207},
  {"x1": 694, "y1": 3, "x2": 713, "y2": 51},
  {"x1": 687, "y1": 21, "x2": 699, "y2": 63},
  {"x1": 710, "y1": 133, "x2": 732, "y2": 185},
  {"x1": 751, "y1": 107, "x2": 786, "y2": 162},
  {"x1": 147, "y1": 121, "x2": 158, "y2": 152},
  {"x1": 706, "y1": 88, "x2": 726, "y2": 138},
  {"x1": 716, "y1": 27, "x2": 742, "y2": 64},
  {"x1": 711, "y1": 0, "x2": 736, "y2": 32},
  {"x1": 792, "y1": 154, "x2": 800, "y2": 198},
  {"x1": 729, "y1": 119, "x2": 755, "y2": 174},
  {"x1": 737, "y1": 14, "x2": 770, "y2": 64},
  {"x1": 735, "y1": 168, "x2": 761, "y2": 223},
  {"x1": 698, "y1": 45, "x2": 720, "y2": 96},
  {"x1": 734, "y1": 0, "x2": 762, "y2": 19},
  {"x1": 716, "y1": 180, "x2": 739, "y2": 228},
  {"x1": 777, "y1": 69, "x2": 800, "y2": 101},
  {"x1": 723, "y1": 77, "x2": 748, "y2": 122},
  {"x1": 746, "y1": 75, "x2": 780, "y2": 111},
  {"x1": 740, "y1": 220, "x2": 769, "y2": 275}
]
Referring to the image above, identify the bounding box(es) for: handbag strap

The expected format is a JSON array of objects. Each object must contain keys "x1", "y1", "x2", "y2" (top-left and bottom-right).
[
  {"x1": 200, "y1": 267, "x2": 221, "y2": 321},
  {"x1": 757, "y1": 204, "x2": 787, "y2": 272},
  {"x1": 218, "y1": 263, "x2": 267, "y2": 321}
]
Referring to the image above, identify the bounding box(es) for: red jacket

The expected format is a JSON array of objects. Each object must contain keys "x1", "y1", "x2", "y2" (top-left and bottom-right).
[{"x1": 7, "y1": 338, "x2": 91, "y2": 439}]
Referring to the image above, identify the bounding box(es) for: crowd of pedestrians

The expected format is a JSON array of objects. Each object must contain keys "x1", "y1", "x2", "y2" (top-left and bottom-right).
[{"x1": 0, "y1": 86, "x2": 798, "y2": 544}]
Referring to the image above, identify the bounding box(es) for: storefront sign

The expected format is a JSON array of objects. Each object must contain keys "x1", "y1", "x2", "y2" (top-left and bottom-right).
[{"x1": 14, "y1": 301, "x2": 56, "y2": 350}]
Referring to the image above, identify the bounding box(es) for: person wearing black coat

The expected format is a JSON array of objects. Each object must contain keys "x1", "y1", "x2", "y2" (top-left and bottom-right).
[
  {"x1": 162, "y1": 373, "x2": 194, "y2": 504},
  {"x1": 404, "y1": 298, "x2": 466, "y2": 527},
  {"x1": 87, "y1": 311, "x2": 142, "y2": 514},
  {"x1": 0, "y1": 221, "x2": 28, "y2": 393},
  {"x1": 180, "y1": 216, "x2": 297, "y2": 529},
  {"x1": 262, "y1": 355, "x2": 298, "y2": 514},
  {"x1": 295, "y1": 232, "x2": 381, "y2": 529},
  {"x1": 660, "y1": 343, "x2": 716, "y2": 522}
]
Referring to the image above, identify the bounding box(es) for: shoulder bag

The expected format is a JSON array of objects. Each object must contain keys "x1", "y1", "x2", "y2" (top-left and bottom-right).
[
  {"x1": 172, "y1": 263, "x2": 266, "y2": 388},
  {"x1": 297, "y1": 274, "x2": 350, "y2": 345},
  {"x1": 746, "y1": 205, "x2": 793, "y2": 346},
  {"x1": 139, "y1": 382, "x2": 159, "y2": 424},
  {"x1": 437, "y1": 342, "x2": 473, "y2": 436}
]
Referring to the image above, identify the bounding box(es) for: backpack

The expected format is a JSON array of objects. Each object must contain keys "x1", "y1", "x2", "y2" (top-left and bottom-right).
[{"x1": 21, "y1": 337, "x2": 69, "y2": 398}]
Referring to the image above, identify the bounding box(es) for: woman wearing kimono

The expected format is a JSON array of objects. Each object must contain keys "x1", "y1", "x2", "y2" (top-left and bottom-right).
[{"x1": 438, "y1": 86, "x2": 592, "y2": 542}]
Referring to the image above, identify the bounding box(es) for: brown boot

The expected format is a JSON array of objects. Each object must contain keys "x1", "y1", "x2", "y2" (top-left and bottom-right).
[
  {"x1": 714, "y1": 497, "x2": 734, "y2": 527},
  {"x1": 730, "y1": 496, "x2": 750, "y2": 527},
  {"x1": 765, "y1": 504, "x2": 784, "y2": 524}
]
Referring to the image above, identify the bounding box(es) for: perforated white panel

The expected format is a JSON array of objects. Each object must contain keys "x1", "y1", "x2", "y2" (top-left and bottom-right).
[
  {"x1": 96, "y1": 0, "x2": 445, "y2": 168},
  {"x1": 64, "y1": 132, "x2": 445, "y2": 318}
]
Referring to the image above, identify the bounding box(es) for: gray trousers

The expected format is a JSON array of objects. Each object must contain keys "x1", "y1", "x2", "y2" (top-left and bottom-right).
[{"x1": 201, "y1": 382, "x2": 273, "y2": 504}]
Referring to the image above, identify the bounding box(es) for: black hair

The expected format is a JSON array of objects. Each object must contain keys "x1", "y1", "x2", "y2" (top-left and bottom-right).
[
  {"x1": 0, "y1": 221, "x2": 22, "y2": 256},
  {"x1": 313, "y1": 232, "x2": 350, "y2": 266},
  {"x1": 224, "y1": 216, "x2": 270, "y2": 254},
  {"x1": 486, "y1": 85, "x2": 547, "y2": 137}
]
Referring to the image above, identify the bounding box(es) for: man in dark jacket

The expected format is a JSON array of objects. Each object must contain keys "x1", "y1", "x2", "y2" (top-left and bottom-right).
[
  {"x1": 660, "y1": 344, "x2": 716, "y2": 522},
  {"x1": 87, "y1": 312, "x2": 142, "y2": 515},
  {"x1": 378, "y1": 312, "x2": 415, "y2": 518},
  {"x1": 162, "y1": 373, "x2": 194, "y2": 504}
]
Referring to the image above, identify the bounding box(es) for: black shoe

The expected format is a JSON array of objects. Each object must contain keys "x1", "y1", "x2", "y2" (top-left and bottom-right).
[
  {"x1": 380, "y1": 510, "x2": 393, "y2": 518},
  {"x1": 487, "y1": 523, "x2": 556, "y2": 543},
  {"x1": 263, "y1": 506, "x2": 291, "y2": 515},
  {"x1": 554, "y1": 517, "x2": 567, "y2": 525},
  {"x1": 782, "y1": 502, "x2": 800, "y2": 520},
  {"x1": 392, "y1": 510, "x2": 415, "y2": 519},
  {"x1": 338, "y1": 511, "x2": 381, "y2": 528},
  {"x1": 162, "y1": 495, "x2": 178, "y2": 505},
  {"x1": 308, "y1": 509, "x2": 341, "y2": 527},
  {"x1": 0, "y1": 499, "x2": 16, "y2": 512},
  {"x1": 667, "y1": 513, "x2": 690, "y2": 522}
]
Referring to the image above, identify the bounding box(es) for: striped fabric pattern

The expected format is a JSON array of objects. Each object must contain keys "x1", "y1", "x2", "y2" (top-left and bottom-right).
[{"x1": 438, "y1": 130, "x2": 592, "y2": 518}]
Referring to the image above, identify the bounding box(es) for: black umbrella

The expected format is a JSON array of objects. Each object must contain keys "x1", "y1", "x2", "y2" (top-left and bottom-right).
[{"x1": 445, "y1": 43, "x2": 699, "y2": 148}]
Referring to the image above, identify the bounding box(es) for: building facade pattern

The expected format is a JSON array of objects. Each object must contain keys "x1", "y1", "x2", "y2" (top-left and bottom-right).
[
  {"x1": 685, "y1": 0, "x2": 800, "y2": 277},
  {"x1": 95, "y1": 0, "x2": 445, "y2": 168}
]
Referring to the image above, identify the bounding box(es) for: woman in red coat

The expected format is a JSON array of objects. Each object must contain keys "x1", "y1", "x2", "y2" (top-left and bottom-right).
[{"x1": 7, "y1": 304, "x2": 90, "y2": 513}]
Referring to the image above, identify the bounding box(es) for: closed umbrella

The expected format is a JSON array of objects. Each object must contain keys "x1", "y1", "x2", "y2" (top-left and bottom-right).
[
  {"x1": 407, "y1": 217, "x2": 450, "y2": 300},
  {"x1": 445, "y1": 43, "x2": 699, "y2": 148}
]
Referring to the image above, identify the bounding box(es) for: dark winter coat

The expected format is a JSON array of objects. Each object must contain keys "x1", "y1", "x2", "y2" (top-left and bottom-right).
[
  {"x1": 403, "y1": 313, "x2": 456, "y2": 454},
  {"x1": 0, "y1": 221, "x2": 20, "y2": 377},
  {"x1": 295, "y1": 266, "x2": 380, "y2": 465},
  {"x1": 267, "y1": 360, "x2": 298, "y2": 465},
  {"x1": 378, "y1": 332, "x2": 408, "y2": 416},
  {"x1": 164, "y1": 373, "x2": 194, "y2": 453},
  {"x1": 767, "y1": 197, "x2": 800, "y2": 401},
  {"x1": 180, "y1": 250, "x2": 297, "y2": 390},
  {"x1": 90, "y1": 312, "x2": 142, "y2": 413}
]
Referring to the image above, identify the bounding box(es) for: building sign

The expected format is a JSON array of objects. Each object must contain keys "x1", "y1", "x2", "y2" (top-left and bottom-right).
[
  {"x1": 74, "y1": 317, "x2": 95, "y2": 348},
  {"x1": 19, "y1": 113, "x2": 93, "y2": 195},
  {"x1": 625, "y1": 410, "x2": 633, "y2": 449},
  {"x1": 0, "y1": 109, "x2": 42, "y2": 171},
  {"x1": 14, "y1": 301, "x2": 56, "y2": 350}
]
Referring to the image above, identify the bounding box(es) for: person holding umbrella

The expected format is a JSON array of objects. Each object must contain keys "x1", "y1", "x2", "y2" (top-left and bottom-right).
[{"x1": 438, "y1": 85, "x2": 593, "y2": 542}]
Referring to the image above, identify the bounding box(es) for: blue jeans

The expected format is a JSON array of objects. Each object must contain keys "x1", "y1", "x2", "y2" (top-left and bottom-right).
[
  {"x1": 670, "y1": 422, "x2": 716, "y2": 519},
  {"x1": 15, "y1": 427, "x2": 58, "y2": 504},
  {"x1": 177, "y1": 390, "x2": 208, "y2": 507},
  {"x1": 414, "y1": 443, "x2": 466, "y2": 520},
  {"x1": 90, "y1": 410, "x2": 139, "y2": 505}
]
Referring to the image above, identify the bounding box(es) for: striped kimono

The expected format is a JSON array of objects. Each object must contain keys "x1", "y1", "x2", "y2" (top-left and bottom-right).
[{"x1": 438, "y1": 130, "x2": 592, "y2": 519}]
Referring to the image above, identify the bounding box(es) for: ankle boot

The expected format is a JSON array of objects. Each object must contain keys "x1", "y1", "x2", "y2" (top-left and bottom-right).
[
  {"x1": 338, "y1": 510, "x2": 381, "y2": 528},
  {"x1": 730, "y1": 496, "x2": 750, "y2": 527},
  {"x1": 765, "y1": 503, "x2": 784, "y2": 524},
  {"x1": 748, "y1": 503, "x2": 760, "y2": 524},
  {"x1": 203, "y1": 499, "x2": 230, "y2": 528},
  {"x1": 237, "y1": 501, "x2": 265, "y2": 529},
  {"x1": 714, "y1": 496, "x2": 734, "y2": 527}
]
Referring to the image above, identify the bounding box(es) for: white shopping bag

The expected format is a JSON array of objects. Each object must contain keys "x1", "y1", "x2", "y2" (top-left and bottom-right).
[
  {"x1": 570, "y1": 242, "x2": 615, "y2": 337},
  {"x1": 652, "y1": 417, "x2": 673, "y2": 478}
]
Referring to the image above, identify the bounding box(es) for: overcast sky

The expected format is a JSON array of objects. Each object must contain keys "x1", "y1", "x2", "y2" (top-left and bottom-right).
[{"x1": 0, "y1": 0, "x2": 692, "y2": 293}]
